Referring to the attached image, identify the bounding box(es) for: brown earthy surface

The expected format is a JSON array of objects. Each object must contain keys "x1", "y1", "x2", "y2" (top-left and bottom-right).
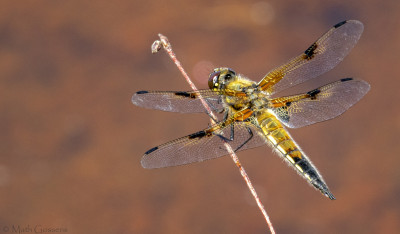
[{"x1": 1, "y1": 1, "x2": 399, "y2": 233}]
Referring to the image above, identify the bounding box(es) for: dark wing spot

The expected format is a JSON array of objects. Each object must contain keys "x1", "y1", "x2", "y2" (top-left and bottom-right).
[
  {"x1": 334, "y1": 20, "x2": 347, "y2": 28},
  {"x1": 304, "y1": 43, "x2": 318, "y2": 59},
  {"x1": 145, "y1": 146, "x2": 158, "y2": 155},
  {"x1": 340, "y1": 78, "x2": 353, "y2": 82},
  {"x1": 188, "y1": 131, "x2": 207, "y2": 139},
  {"x1": 285, "y1": 101, "x2": 292, "y2": 107},
  {"x1": 307, "y1": 88, "x2": 321, "y2": 100},
  {"x1": 175, "y1": 91, "x2": 196, "y2": 98},
  {"x1": 136, "y1": 90, "x2": 149, "y2": 94}
]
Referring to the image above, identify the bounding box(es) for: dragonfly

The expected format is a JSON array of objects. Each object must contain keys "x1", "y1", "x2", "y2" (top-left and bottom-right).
[{"x1": 132, "y1": 20, "x2": 370, "y2": 200}]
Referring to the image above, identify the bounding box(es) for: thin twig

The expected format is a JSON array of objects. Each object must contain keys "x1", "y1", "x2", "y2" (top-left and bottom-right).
[{"x1": 151, "y1": 34, "x2": 275, "y2": 234}]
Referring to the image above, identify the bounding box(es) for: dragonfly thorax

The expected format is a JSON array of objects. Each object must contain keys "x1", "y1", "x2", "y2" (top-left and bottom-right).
[{"x1": 208, "y1": 68, "x2": 269, "y2": 111}]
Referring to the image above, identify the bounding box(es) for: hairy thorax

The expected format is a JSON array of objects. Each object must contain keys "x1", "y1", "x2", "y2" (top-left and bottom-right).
[{"x1": 223, "y1": 75, "x2": 270, "y2": 112}]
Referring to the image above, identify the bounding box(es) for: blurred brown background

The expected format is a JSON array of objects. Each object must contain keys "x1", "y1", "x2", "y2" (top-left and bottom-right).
[{"x1": 1, "y1": 0, "x2": 399, "y2": 233}]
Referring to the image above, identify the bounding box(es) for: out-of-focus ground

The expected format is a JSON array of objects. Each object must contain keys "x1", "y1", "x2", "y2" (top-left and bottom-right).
[{"x1": 1, "y1": 1, "x2": 399, "y2": 233}]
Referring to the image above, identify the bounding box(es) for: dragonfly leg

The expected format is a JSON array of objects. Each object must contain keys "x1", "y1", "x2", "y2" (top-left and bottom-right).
[
  {"x1": 214, "y1": 123, "x2": 253, "y2": 152},
  {"x1": 206, "y1": 106, "x2": 227, "y2": 123},
  {"x1": 215, "y1": 120, "x2": 235, "y2": 142},
  {"x1": 206, "y1": 107, "x2": 229, "y2": 127},
  {"x1": 206, "y1": 112, "x2": 218, "y2": 123},
  {"x1": 204, "y1": 98, "x2": 225, "y2": 117},
  {"x1": 234, "y1": 127, "x2": 253, "y2": 152}
]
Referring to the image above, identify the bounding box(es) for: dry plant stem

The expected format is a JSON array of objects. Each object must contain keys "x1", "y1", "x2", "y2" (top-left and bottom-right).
[{"x1": 152, "y1": 34, "x2": 275, "y2": 234}]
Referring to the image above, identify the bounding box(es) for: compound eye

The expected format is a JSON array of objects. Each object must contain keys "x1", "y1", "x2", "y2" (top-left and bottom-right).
[
  {"x1": 208, "y1": 70, "x2": 221, "y2": 89},
  {"x1": 223, "y1": 68, "x2": 236, "y2": 81},
  {"x1": 227, "y1": 68, "x2": 236, "y2": 76}
]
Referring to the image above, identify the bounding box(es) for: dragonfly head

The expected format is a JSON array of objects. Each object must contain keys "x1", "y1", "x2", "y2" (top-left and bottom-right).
[{"x1": 208, "y1": 67, "x2": 236, "y2": 90}]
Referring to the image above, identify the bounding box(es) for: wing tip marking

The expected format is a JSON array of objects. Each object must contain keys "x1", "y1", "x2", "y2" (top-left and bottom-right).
[
  {"x1": 188, "y1": 131, "x2": 207, "y2": 139},
  {"x1": 333, "y1": 20, "x2": 347, "y2": 28},
  {"x1": 307, "y1": 88, "x2": 321, "y2": 100},
  {"x1": 340, "y1": 77, "x2": 353, "y2": 82},
  {"x1": 144, "y1": 146, "x2": 159, "y2": 155}
]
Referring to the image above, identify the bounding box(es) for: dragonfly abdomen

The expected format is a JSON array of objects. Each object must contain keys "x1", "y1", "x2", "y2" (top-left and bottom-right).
[{"x1": 257, "y1": 111, "x2": 336, "y2": 200}]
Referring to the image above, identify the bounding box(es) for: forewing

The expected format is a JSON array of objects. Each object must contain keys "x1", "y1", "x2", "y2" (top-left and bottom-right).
[
  {"x1": 132, "y1": 89, "x2": 224, "y2": 113},
  {"x1": 258, "y1": 20, "x2": 364, "y2": 95},
  {"x1": 141, "y1": 121, "x2": 266, "y2": 168},
  {"x1": 270, "y1": 78, "x2": 370, "y2": 128}
]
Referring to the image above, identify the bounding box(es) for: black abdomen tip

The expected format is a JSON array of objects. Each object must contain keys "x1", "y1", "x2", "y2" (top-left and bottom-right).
[{"x1": 325, "y1": 191, "x2": 336, "y2": 200}]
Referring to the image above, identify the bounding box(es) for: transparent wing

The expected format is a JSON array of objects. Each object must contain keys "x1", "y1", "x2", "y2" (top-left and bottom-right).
[
  {"x1": 258, "y1": 20, "x2": 364, "y2": 95},
  {"x1": 132, "y1": 89, "x2": 224, "y2": 113},
  {"x1": 141, "y1": 119, "x2": 266, "y2": 169},
  {"x1": 270, "y1": 78, "x2": 370, "y2": 128}
]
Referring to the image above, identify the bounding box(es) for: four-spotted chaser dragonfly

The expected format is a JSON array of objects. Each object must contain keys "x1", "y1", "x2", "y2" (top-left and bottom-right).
[{"x1": 132, "y1": 20, "x2": 370, "y2": 200}]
